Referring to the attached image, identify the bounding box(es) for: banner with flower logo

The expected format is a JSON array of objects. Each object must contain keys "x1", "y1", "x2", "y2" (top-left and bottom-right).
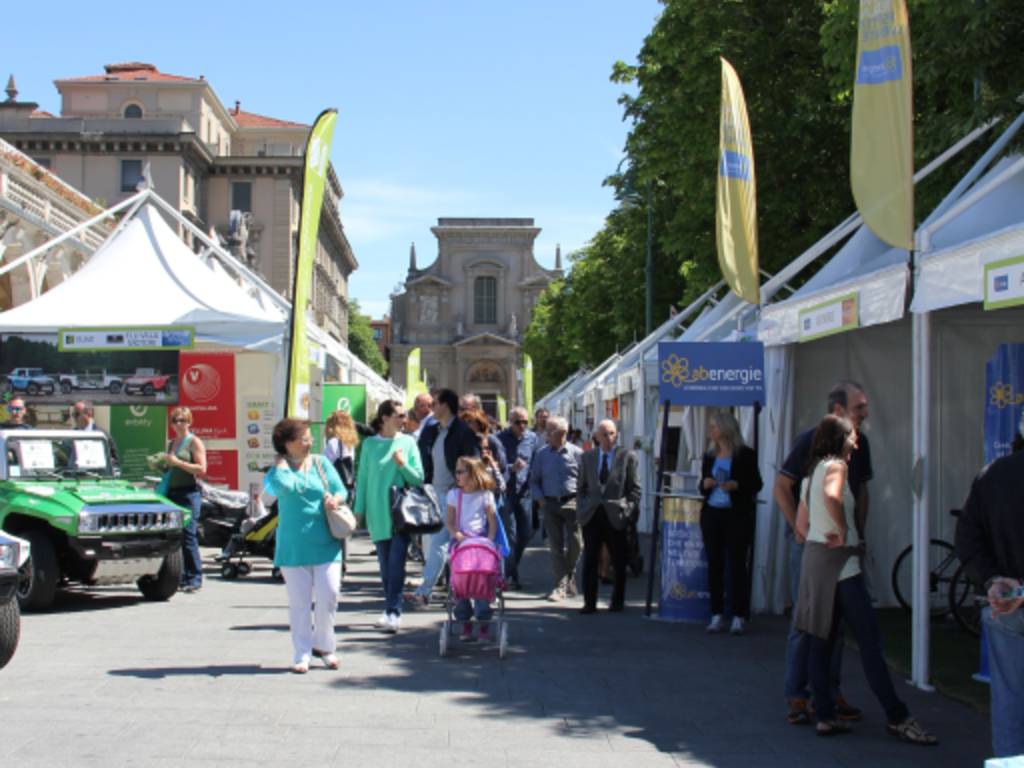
[
  {"x1": 984, "y1": 343, "x2": 1024, "y2": 463},
  {"x1": 658, "y1": 342, "x2": 765, "y2": 406}
]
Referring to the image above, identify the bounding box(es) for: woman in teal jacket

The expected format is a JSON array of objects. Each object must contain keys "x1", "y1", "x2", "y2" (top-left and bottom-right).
[
  {"x1": 354, "y1": 400, "x2": 424, "y2": 633},
  {"x1": 264, "y1": 418, "x2": 346, "y2": 673}
]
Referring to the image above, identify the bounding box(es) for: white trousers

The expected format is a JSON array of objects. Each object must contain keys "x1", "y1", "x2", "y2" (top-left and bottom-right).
[{"x1": 280, "y1": 561, "x2": 341, "y2": 664}]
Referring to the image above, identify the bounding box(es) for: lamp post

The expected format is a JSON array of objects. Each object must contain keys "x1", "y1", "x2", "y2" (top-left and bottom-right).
[{"x1": 616, "y1": 162, "x2": 655, "y2": 336}]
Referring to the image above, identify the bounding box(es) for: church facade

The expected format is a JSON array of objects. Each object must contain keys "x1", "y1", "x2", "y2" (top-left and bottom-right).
[{"x1": 389, "y1": 218, "x2": 561, "y2": 416}]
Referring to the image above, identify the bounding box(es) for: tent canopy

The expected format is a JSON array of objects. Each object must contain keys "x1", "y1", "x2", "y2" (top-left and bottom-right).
[{"x1": 0, "y1": 204, "x2": 285, "y2": 350}]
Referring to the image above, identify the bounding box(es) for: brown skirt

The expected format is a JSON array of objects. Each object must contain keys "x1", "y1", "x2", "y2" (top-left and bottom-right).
[{"x1": 794, "y1": 541, "x2": 856, "y2": 640}]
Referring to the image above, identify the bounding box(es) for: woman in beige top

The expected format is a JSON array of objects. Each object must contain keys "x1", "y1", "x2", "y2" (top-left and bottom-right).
[{"x1": 796, "y1": 415, "x2": 936, "y2": 745}]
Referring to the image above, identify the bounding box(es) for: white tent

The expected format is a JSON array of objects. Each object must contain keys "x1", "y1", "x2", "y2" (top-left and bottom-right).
[{"x1": 0, "y1": 203, "x2": 286, "y2": 350}]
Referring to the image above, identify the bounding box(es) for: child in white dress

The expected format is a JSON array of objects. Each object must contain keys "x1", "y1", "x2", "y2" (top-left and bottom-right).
[{"x1": 447, "y1": 456, "x2": 498, "y2": 640}]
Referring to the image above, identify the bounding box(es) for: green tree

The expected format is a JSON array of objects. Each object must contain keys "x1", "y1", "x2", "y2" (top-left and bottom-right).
[{"x1": 346, "y1": 300, "x2": 388, "y2": 378}]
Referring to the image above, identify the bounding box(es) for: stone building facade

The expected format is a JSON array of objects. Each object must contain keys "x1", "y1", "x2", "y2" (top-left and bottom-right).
[
  {"x1": 0, "y1": 64, "x2": 355, "y2": 341},
  {"x1": 390, "y1": 218, "x2": 561, "y2": 416}
]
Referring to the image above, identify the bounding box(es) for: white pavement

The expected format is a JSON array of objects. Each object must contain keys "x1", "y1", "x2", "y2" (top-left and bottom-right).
[{"x1": 1, "y1": 535, "x2": 992, "y2": 768}]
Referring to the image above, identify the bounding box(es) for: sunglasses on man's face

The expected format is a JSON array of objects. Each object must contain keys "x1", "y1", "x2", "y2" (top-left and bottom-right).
[
  {"x1": 512, "y1": 419, "x2": 528, "y2": 426},
  {"x1": 8, "y1": 406, "x2": 24, "y2": 413}
]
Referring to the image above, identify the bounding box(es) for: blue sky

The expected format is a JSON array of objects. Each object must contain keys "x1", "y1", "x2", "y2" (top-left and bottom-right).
[{"x1": 3, "y1": 1, "x2": 663, "y2": 317}]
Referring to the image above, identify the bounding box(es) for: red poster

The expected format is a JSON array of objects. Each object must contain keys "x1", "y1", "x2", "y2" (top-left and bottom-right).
[
  {"x1": 203, "y1": 449, "x2": 238, "y2": 488},
  {"x1": 171, "y1": 352, "x2": 236, "y2": 439}
]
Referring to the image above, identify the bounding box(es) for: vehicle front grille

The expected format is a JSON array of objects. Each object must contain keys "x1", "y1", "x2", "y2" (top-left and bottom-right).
[{"x1": 78, "y1": 504, "x2": 182, "y2": 534}]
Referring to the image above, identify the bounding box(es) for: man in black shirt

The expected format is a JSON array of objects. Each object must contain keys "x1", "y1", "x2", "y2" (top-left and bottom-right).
[
  {"x1": 955, "y1": 438, "x2": 1024, "y2": 757},
  {"x1": 2, "y1": 397, "x2": 33, "y2": 430},
  {"x1": 773, "y1": 381, "x2": 872, "y2": 725}
]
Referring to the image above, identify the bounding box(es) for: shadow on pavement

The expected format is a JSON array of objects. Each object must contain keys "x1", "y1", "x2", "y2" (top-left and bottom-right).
[{"x1": 108, "y1": 663, "x2": 287, "y2": 678}]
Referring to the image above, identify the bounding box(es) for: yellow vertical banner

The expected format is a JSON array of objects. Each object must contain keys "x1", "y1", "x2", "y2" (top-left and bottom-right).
[
  {"x1": 851, "y1": 0, "x2": 913, "y2": 249},
  {"x1": 716, "y1": 58, "x2": 759, "y2": 305},
  {"x1": 405, "y1": 347, "x2": 421, "y2": 409},
  {"x1": 523, "y1": 354, "x2": 534, "y2": 416},
  {"x1": 286, "y1": 109, "x2": 338, "y2": 418}
]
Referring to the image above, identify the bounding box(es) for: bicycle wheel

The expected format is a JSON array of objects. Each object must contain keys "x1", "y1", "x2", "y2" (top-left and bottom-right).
[
  {"x1": 890, "y1": 539, "x2": 957, "y2": 617},
  {"x1": 948, "y1": 561, "x2": 983, "y2": 637}
]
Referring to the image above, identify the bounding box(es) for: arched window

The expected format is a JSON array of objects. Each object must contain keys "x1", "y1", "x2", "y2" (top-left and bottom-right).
[
  {"x1": 123, "y1": 104, "x2": 143, "y2": 119},
  {"x1": 474, "y1": 276, "x2": 497, "y2": 324}
]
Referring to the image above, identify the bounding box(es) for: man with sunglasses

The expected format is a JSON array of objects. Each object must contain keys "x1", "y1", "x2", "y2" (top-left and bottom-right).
[
  {"x1": 497, "y1": 406, "x2": 539, "y2": 589},
  {"x1": 2, "y1": 397, "x2": 33, "y2": 429}
]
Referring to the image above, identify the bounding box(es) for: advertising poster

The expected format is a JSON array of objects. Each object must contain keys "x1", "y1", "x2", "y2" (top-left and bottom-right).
[
  {"x1": 204, "y1": 449, "x2": 239, "y2": 489},
  {"x1": 109, "y1": 404, "x2": 168, "y2": 482},
  {"x1": 321, "y1": 383, "x2": 367, "y2": 425},
  {"x1": 658, "y1": 496, "x2": 710, "y2": 623},
  {"x1": 658, "y1": 341, "x2": 765, "y2": 406},
  {"x1": 173, "y1": 352, "x2": 236, "y2": 439},
  {"x1": 235, "y1": 353, "x2": 277, "y2": 501},
  {"x1": 984, "y1": 343, "x2": 1024, "y2": 464},
  {"x1": 1, "y1": 332, "x2": 180, "y2": 406}
]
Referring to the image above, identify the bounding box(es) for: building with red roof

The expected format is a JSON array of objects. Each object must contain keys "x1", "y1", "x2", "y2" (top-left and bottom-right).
[{"x1": 0, "y1": 63, "x2": 355, "y2": 342}]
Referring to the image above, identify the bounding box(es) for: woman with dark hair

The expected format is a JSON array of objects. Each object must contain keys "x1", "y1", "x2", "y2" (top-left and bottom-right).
[
  {"x1": 161, "y1": 406, "x2": 207, "y2": 593},
  {"x1": 461, "y1": 407, "x2": 507, "y2": 495},
  {"x1": 699, "y1": 409, "x2": 762, "y2": 635},
  {"x1": 795, "y1": 415, "x2": 936, "y2": 744},
  {"x1": 264, "y1": 418, "x2": 346, "y2": 673},
  {"x1": 354, "y1": 400, "x2": 424, "y2": 633}
]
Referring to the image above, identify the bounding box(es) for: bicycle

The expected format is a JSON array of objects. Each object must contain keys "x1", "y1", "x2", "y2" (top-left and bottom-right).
[{"x1": 889, "y1": 509, "x2": 983, "y2": 636}]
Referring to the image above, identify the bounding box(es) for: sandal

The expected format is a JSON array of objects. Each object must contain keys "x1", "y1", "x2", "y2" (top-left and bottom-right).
[
  {"x1": 786, "y1": 700, "x2": 811, "y2": 726},
  {"x1": 816, "y1": 720, "x2": 851, "y2": 737},
  {"x1": 887, "y1": 717, "x2": 938, "y2": 746}
]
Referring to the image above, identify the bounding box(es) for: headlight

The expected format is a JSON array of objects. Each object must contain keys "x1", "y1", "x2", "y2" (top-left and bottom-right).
[
  {"x1": 78, "y1": 511, "x2": 99, "y2": 533},
  {"x1": 0, "y1": 542, "x2": 18, "y2": 570},
  {"x1": 167, "y1": 509, "x2": 182, "y2": 528}
]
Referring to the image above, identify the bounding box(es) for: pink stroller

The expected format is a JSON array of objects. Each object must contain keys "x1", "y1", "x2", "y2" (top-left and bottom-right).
[{"x1": 439, "y1": 536, "x2": 509, "y2": 658}]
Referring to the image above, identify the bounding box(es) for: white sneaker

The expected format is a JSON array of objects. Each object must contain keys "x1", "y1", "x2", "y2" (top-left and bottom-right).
[
  {"x1": 730, "y1": 616, "x2": 746, "y2": 635},
  {"x1": 706, "y1": 614, "x2": 725, "y2": 633},
  {"x1": 374, "y1": 611, "x2": 391, "y2": 629},
  {"x1": 387, "y1": 613, "x2": 401, "y2": 633}
]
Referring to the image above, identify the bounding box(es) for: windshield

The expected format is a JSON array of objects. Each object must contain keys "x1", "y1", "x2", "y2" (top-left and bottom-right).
[{"x1": 6, "y1": 436, "x2": 114, "y2": 479}]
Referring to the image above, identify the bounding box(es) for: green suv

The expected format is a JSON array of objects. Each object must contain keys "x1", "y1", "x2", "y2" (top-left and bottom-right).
[{"x1": 0, "y1": 429, "x2": 188, "y2": 611}]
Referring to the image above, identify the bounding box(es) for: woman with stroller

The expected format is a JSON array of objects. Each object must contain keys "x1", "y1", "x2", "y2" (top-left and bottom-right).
[
  {"x1": 448, "y1": 456, "x2": 498, "y2": 641},
  {"x1": 354, "y1": 400, "x2": 424, "y2": 633},
  {"x1": 265, "y1": 418, "x2": 347, "y2": 674},
  {"x1": 794, "y1": 415, "x2": 937, "y2": 744}
]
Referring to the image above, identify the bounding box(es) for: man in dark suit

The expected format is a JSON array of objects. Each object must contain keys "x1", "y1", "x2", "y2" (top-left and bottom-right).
[{"x1": 576, "y1": 419, "x2": 641, "y2": 613}]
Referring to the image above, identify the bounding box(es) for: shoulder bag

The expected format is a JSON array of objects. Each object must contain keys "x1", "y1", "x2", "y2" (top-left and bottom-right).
[
  {"x1": 390, "y1": 482, "x2": 443, "y2": 535},
  {"x1": 313, "y1": 456, "x2": 357, "y2": 540}
]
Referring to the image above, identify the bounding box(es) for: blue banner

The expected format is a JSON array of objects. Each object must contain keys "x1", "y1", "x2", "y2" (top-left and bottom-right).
[
  {"x1": 984, "y1": 343, "x2": 1024, "y2": 464},
  {"x1": 658, "y1": 341, "x2": 765, "y2": 406},
  {"x1": 658, "y1": 497, "x2": 710, "y2": 623}
]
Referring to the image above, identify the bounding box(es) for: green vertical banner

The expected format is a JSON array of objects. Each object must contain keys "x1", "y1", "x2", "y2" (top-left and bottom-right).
[
  {"x1": 523, "y1": 354, "x2": 534, "y2": 415},
  {"x1": 497, "y1": 395, "x2": 508, "y2": 426},
  {"x1": 109, "y1": 405, "x2": 169, "y2": 481},
  {"x1": 405, "y1": 347, "x2": 422, "y2": 408},
  {"x1": 322, "y1": 383, "x2": 368, "y2": 426},
  {"x1": 286, "y1": 109, "x2": 338, "y2": 418}
]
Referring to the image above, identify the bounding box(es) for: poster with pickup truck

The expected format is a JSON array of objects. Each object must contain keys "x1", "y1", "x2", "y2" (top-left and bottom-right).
[{"x1": 0, "y1": 330, "x2": 183, "y2": 406}]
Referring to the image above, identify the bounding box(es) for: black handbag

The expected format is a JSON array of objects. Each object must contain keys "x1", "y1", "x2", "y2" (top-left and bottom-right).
[{"x1": 389, "y1": 484, "x2": 444, "y2": 535}]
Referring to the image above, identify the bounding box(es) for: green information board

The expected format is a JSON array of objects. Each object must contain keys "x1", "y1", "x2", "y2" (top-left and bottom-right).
[
  {"x1": 322, "y1": 383, "x2": 368, "y2": 425},
  {"x1": 109, "y1": 405, "x2": 168, "y2": 481}
]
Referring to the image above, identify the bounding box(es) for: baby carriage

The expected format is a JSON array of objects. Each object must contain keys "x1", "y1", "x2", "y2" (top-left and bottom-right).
[
  {"x1": 438, "y1": 536, "x2": 509, "y2": 659},
  {"x1": 215, "y1": 494, "x2": 279, "y2": 580}
]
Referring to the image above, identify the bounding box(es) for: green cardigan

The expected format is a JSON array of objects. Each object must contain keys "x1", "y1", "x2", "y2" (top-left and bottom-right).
[{"x1": 354, "y1": 433, "x2": 424, "y2": 542}]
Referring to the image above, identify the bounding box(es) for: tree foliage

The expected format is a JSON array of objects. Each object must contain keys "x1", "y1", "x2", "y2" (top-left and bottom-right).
[
  {"x1": 527, "y1": 0, "x2": 1024, "y2": 396},
  {"x1": 346, "y1": 300, "x2": 388, "y2": 378}
]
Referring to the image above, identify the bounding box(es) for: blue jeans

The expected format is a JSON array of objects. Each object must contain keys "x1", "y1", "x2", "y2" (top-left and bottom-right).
[
  {"x1": 784, "y1": 537, "x2": 842, "y2": 700},
  {"x1": 984, "y1": 607, "x2": 1024, "y2": 757},
  {"x1": 375, "y1": 532, "x2": 410, "y2": 616},
  {"x1": 414, "y1": 527, "x2": 451, "y2": 598},
  {"x1": 169, "y1": 488, "x2": 202, "y2": 588},
  {"x1": 503, "y1": 491, "x2": 532, "y2": 581},
  {"x1": 809, "y1": 575, "x2": 908, "y2": 725},
  {"x1": 454, "y1": 598, "x2": 493, "y2": 622}
]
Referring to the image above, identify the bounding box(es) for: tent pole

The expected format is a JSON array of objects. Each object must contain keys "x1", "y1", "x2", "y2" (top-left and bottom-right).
[
  {"x1": 747, "y1": 400, "x2": 761, "y2": 620},
  {"x1": 645, "y1": 400, "x2": 671, "y2": 617},
  {"x1": 0, "y1": 189, "x2": 147, "y2": 279},
  {"x1": 911, "y1": 309, "x2": 934, "y2": 691}
]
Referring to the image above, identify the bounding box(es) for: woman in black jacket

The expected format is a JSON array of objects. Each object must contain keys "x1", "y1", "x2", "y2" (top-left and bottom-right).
[{"x1": 700, "y1": 409, "x2": 763, "y2": 635}]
